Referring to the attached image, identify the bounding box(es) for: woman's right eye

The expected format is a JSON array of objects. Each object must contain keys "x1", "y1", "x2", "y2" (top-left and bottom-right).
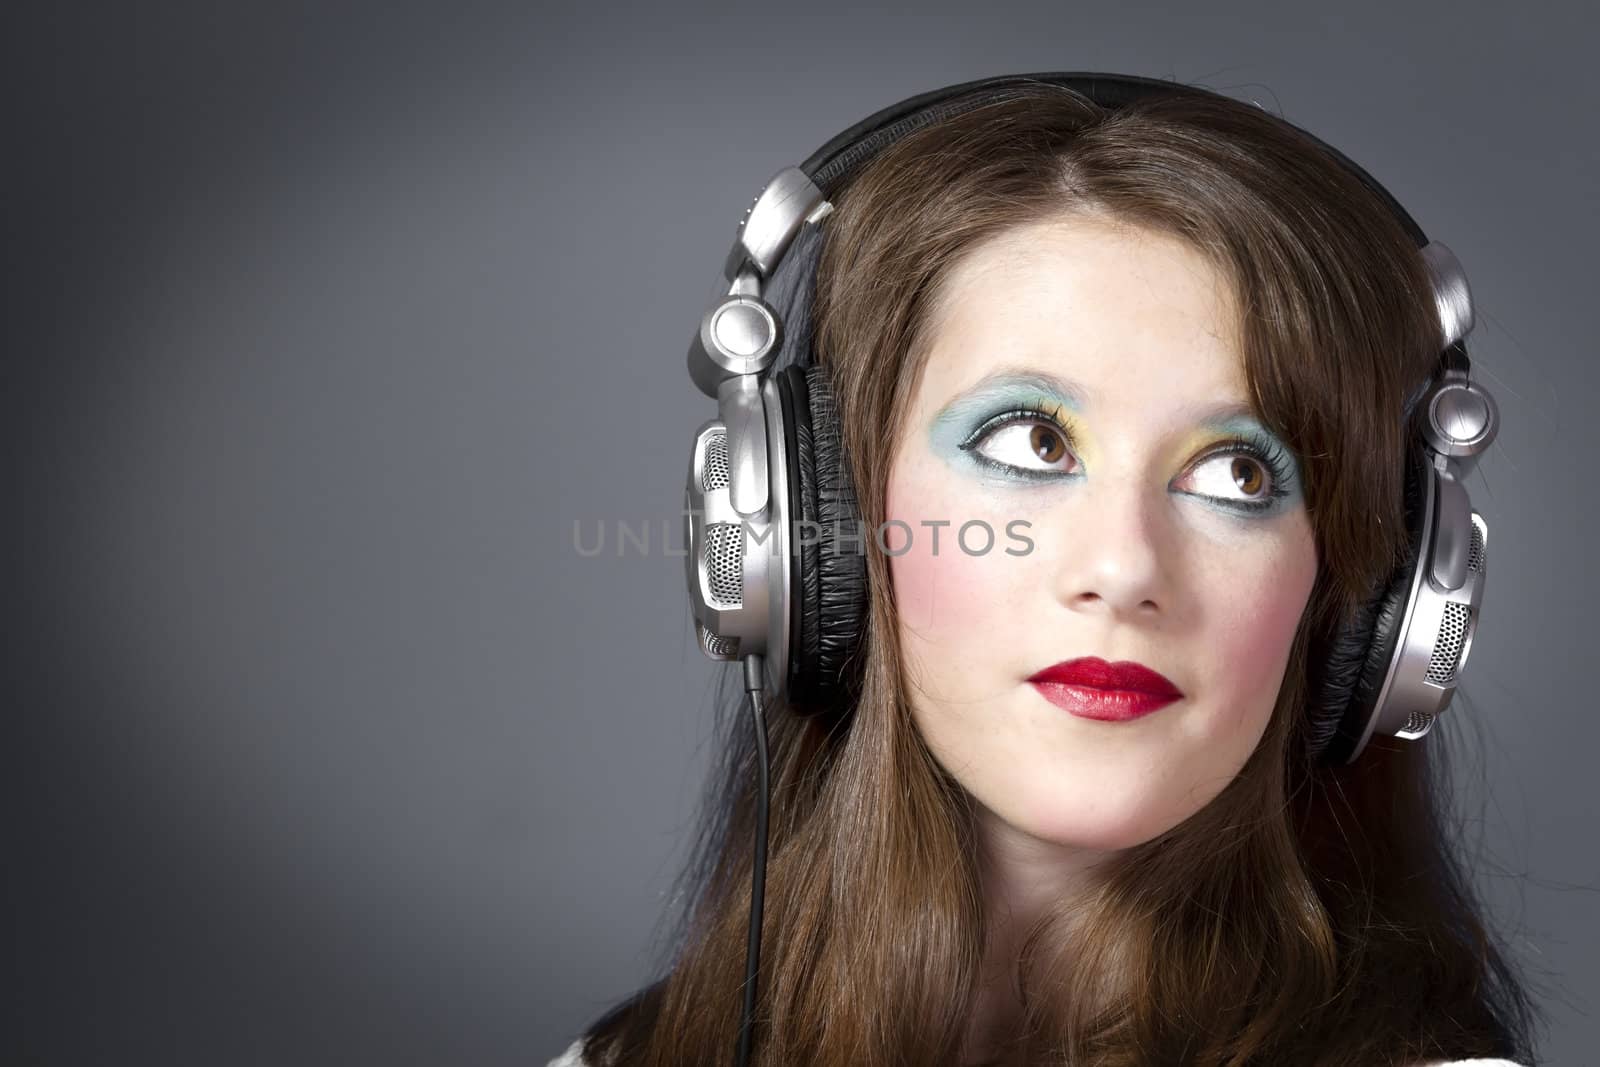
[{"x1": 966, "y1": 417, "x2": 1080, "y2": 476}]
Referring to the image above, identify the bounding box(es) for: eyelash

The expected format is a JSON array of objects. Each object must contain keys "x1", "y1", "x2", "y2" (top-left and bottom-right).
[{"x1": 956, "y1": 406, "x2": 1294, "y2": 513}]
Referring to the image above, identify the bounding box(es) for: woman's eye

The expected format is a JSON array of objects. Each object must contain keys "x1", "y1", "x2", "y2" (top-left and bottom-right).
[
  {"x1": 961, "y1": 417, "x2": 1291, "y2": 507},
  {"x1": 1181, "y1": 451, "x2": 1275, "y2": 504},
  {"x1": 970, "y1": 419, "x2": 1078, "y2": 474}
]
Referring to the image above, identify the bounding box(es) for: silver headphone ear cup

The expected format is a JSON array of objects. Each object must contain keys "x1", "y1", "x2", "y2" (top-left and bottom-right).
[
  {"x1": 1312, "y1": 440, "x2": 1489, "y2": 766},
  {"x1": 683, "y1": 376, "x2": 795, "y2": 689},
  {"x1": 684, "y1": 423, "x2": 744, "y2": 662},
  {"x1": 1352, "y1": 465, "x2": 1487, "y2": 760}
]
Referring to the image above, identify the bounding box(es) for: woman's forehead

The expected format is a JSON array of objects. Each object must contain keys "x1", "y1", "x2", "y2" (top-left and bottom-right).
[
  {"x1": 919, "y1": 218, "x2": 1244, "y2": 382},
  {"x1": 932, "y1": 213, "x2": 1236, "y2": 315},
  {"x1": 915, "y1": 238, "x2": 1255, "y2": 437}
]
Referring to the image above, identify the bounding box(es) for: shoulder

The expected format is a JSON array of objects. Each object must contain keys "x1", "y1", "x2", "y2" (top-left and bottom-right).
[
  {"x1": 545, "y1": 1037, "x2": 595, "y2": 1067},
  {"x1": 547, "y1": 977, "x2": 666, "y2": 1066},
  {"x1": 539, "y1": 1043, "x2": 1535, "y2": 1067},
  {"x1": 542, "y1": 1038, "x2": 1534, "y2": 1067}
]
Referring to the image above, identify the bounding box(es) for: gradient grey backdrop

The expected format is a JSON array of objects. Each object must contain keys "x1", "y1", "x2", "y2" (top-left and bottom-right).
[{"x1": 13, "y1": 1, "x2": 1597, "y2": 1063}]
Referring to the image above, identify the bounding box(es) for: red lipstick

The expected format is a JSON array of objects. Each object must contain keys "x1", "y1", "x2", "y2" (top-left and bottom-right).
[{"x1": 1027, "y1": 657, "x2": 1183, "y2": 722}]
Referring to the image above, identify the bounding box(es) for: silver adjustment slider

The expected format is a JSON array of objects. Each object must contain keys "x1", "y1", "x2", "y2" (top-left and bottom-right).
[
  {"x1": 1420, "y1": 241, "x2": 1475, "y2": 349},
  {"x1": 1422, "y1": 367, "x2": 1499, "y2": 485},
  {"x1": 687, "y1": 265, "x2": 781, "y2": 397},
  {"x1": 721, "y1": 167, "x2": 827, "y2": 282},
  {"x1": 688, "y1": 167, "x2": 827, "y2": 398},
  {"x1": 1427, "y1": 468, "x2": 1473, "y2": 594},
  {"x1": 719, "y1": 374, "x2": 769, "y2": 518}
]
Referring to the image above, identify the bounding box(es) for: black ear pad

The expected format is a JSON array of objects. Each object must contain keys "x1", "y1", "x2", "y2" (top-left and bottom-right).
[
  {"x1": 1305, "y1": 447, "x2": 1431, "y2": 765},
  {"x1": 775, "y1": 363, "x2": 868, "y2": 714}
]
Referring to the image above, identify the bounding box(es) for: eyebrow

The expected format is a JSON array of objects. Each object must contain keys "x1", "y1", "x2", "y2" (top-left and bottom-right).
[{"x1": 957, "y1": 366, "x2": 1259, "y2": 429}]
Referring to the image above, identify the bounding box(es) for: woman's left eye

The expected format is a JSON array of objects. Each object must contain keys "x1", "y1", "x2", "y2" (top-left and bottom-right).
[
  {"x1": 1179, "y1": 451, "x2": 1280, "y2": 507},
  {"x1": 964, "y1": 417, "x2": 1079, "y2": 475},
  {"x1": 1174, "y1": 433, "x2": 1296, "y2": 511}
]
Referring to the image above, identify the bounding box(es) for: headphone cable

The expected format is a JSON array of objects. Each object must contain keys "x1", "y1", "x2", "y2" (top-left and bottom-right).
[{"x1": 735, "y1": 654, "x2": 769, "y2": 1067}]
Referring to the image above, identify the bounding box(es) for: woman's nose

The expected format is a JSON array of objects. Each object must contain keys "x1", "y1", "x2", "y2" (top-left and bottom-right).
[{"x1": 1048, "y1": 474, "x2": 1174, "y2": 621}]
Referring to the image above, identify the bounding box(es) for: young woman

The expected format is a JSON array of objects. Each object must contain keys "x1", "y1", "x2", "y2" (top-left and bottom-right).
[{"x1": 552, "y1": 75, "x2": 1540, "y2": 1066}]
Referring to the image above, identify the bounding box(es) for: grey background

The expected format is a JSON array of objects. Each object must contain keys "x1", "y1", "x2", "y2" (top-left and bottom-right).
[{"x1": 12, "y1": 1, "x2": 1597, "y2": 1063}]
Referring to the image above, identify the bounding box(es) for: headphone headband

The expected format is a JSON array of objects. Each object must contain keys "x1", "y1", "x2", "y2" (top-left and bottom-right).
[{"x1": 701, "y1": 71, "x2": 1474, "y2": 403}]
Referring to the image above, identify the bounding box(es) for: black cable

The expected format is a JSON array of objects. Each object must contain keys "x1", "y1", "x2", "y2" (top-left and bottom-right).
[{"x1": 735, "y1": 654, "x2": 769, "y2": 1067}]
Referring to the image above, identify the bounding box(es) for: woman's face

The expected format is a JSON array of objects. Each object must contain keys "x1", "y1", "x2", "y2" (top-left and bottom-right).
[{"x1": 886, "y1": 214, "x2": 1318, "y2": 856}]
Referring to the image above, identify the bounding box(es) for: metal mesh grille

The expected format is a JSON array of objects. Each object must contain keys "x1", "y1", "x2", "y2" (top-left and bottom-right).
[
  {"x1": 705, "y1": 522, "x2": 744, "y2": 606},
  {"x1": 702, "y1": 434, "x2": 730, "y2": 493},
  {"x1": 1466, "y1": 518, "x2": 1485, "y2": 574},
  {"x1": 1398, "y1": 711, "x2": 1435, "y2": 738},
  {"x1": 702, "y1": 629, "x2": 740, "y2": 657},
  {"x1": 1425, "y1": 601, "x2": 1472, "y2": 685}
]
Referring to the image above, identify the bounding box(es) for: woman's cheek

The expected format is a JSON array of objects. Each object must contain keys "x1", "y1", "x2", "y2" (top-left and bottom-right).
[
  {"x1": 884, "y1": 466, "x2": 1009, "y2": 653},
  {"x1": 1206, "y1": 534, "x2": 1318, "y2": 732}
]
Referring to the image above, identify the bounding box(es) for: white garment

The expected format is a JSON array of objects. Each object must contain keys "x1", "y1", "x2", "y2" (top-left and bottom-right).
[
  {"x1": 546, "y1": 1038, "x2": 588, "y2": 1067},
  {"x1": 545, "y1": 1038, "x2": 1525, "y2": 1066}
]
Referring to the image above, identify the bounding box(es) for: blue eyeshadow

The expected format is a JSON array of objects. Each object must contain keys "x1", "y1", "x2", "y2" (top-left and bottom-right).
[
  {"x1": 925, "y1": 370, "x2": 1305, "y2": 513},
  {"x1": 928, "y1": 372, "x2": 1081, "y2": 471}
]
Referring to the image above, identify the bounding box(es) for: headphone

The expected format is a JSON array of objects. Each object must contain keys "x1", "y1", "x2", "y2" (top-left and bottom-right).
[
  {"x1": 681, "y1": 73, "x2": 1500, "y2": 1064},
  {"x1": 685, "y1": 71, "x2": 1498, "y2": 769}
]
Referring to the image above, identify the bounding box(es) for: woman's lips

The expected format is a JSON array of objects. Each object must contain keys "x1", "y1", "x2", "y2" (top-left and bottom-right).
[{"x1": 1027, "y1": 657, "x2": 1183, "y2": 722}]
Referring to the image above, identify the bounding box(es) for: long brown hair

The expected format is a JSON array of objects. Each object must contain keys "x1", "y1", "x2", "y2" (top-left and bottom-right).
[{"x1": 579, "y1": 82, "x2": 1540, "y2": 1065}]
